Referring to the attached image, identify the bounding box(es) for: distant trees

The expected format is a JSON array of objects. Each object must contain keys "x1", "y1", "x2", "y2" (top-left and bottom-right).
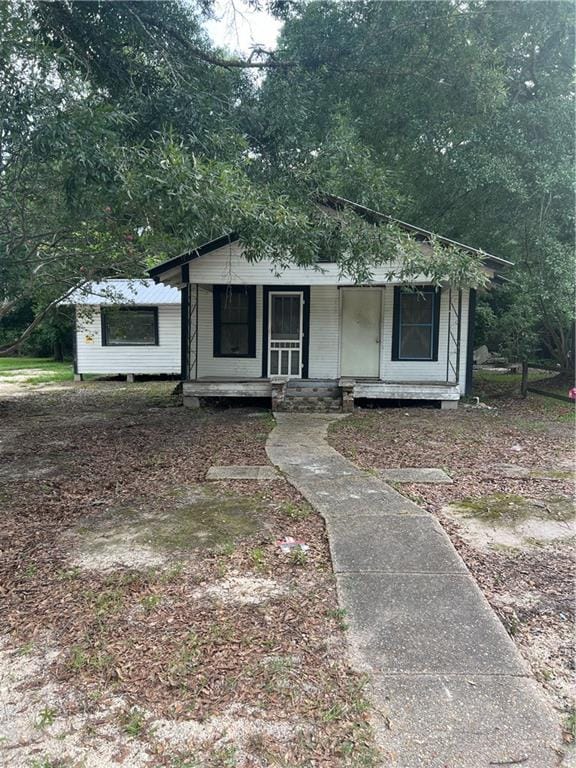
[{"x1": 1, "y1": 1, "x2": 573, "y2": 368}]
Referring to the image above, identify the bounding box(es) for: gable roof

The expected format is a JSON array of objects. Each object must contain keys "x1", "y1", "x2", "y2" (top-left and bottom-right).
[
  {"x1": 147, "y1": 197, "x2": 512, "y2": 281},
  {"x1": 65, "y1": 279, "x2": 181, "y2": 305},
  {"x1": 323, "y1": 195, "x2": 512, "y2": 272}
]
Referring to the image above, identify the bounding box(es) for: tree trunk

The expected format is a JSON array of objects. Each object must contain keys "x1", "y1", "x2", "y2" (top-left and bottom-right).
[
  {"x1": 521, "y1": 359, "x2": 529, "y2": 398},
  {"x1": 53, "y1": 341, "x2": 64, "y2": 362}
]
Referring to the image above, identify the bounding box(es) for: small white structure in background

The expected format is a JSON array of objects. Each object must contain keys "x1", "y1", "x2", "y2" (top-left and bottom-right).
[{"x1": 66, "y1": 279, "x2": 181, "y2": 381}]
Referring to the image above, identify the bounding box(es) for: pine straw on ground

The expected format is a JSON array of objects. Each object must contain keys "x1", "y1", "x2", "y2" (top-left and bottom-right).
[
  {"x1": 0, "y1": 383, "x2": 376, "y2": 767},
  {"x1": 329, "y1": 381, "x2": 575, "y2": 736}
]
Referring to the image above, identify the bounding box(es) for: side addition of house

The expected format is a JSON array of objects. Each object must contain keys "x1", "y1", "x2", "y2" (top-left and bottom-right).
[
  {"x1": 148, "y1": 198, "x2": 510, "y2": 411},
  {"x1": 68, "y1": 279, "x2": 181, "y2": 381}
]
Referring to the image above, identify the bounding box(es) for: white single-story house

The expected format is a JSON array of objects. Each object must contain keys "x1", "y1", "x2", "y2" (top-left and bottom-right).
[
  {"x1": 68, "y1": 279, "x2": 181, "y2": 380},
  {"x1": 148, "y1": 196, "x2": 510, "y2": 411}
]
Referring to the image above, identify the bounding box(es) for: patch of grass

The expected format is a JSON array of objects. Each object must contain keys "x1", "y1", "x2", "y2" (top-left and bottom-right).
[
  {"x1": 86, "y1": 587, "x2": 125, "y2": 617},
  {"x1": 30, "y1": 759, "x2": 71, "y2": 768},
  {"x1": 56, "y1": 567, "x2": 81, "y2": 581},
  {"x1": 455, "y1": 493, "x2": 574, "y2": 525},
  {"x1": 280, "y1": 500, "x2": 312, "y2": 521},
  {"x1": 564, "y1": 709, "x2": 576, "y2": 744},
  {"x1": 249, "y1": 546, "x2": 267, "y2": 569},
  {"x1": 0, "y1": 357, "x2": 72, "y2": 373},
  {"x1": 158, "y1": 562, "x2": 186, "y2": 583},
  {"x1": 121, "y1": 707, "x2": 147, "y2": 737},
  {"x1": 140, "y1": 594, "x2": 161, "y2": 612},
  {"x1": 68, "y1": 644, "x2": 115, "y2": 674},
  {"x1": 327, "y1": 607, "x2": 349, "y2": 631},
  {"x1": 290, "y1": 548, "x2": 308, "y2": 567},
  {"x1": 35, "y1": 706, "x2": 57, "y2": 729},
  {"x1": 17, "y1": 641, "x2": 35, "y2": 656},
  {"x1": 133, "y1": 496, "x2": 262, "y2": 552}
]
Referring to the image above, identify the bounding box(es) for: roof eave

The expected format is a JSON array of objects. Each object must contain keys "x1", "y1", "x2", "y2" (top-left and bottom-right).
[
  {"x1": 148, "y1": 232, "x2": 239, "y2": 281},
  {"x1": 323, "y1": 194, "x2": 513, "y2": 269}
]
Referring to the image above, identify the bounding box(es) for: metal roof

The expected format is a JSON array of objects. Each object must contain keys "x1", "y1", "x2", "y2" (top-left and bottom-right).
[{"x1": 66, "y1": 279, "x2": 181, "y2": 305}]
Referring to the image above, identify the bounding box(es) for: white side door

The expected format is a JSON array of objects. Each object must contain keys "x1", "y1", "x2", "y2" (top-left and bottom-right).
[{"x1": 341, "y1": 288, "x2": 381, "y2": 378}]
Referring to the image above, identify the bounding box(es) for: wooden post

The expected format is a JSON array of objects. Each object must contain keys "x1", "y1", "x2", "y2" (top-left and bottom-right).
[{"x1": 520, "y1": 360, "x2": 529, "y2": 398}]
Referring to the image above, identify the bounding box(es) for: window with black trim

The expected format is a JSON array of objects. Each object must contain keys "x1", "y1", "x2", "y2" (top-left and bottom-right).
[
  {"x1": 392, "y1": 287, "x2": 440, "y2": 361},
  {"x1": 101, "y1": 307, "x2": 158, "y2": 346},
  {"x1": 213, "y1": 285, "x2": 256, "y2": 358}
]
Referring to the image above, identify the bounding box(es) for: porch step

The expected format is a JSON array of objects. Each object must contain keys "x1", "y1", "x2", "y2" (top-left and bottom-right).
[
  {"x1": 277, "y1": 395, "x2": 343, "y2": 413},
  {"x1": 285, "y1": 380, "x2": 341, "y2": 399}
]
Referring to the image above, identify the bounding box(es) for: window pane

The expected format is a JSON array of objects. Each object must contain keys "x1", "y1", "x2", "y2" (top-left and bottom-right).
[
  {"x1": 271, "y1": 295, "x2": 300, "y2": 340},
  {"x1": 290, "y1": 352, "x2": 299, "y2": 375},
  {"x1": 221, "y1": 291, "x2": 249, "y2": 324},
  {"x1": 401, "y1": 293, "x2": 434, "y2": 324},
  {"x1": 280, "y1": 350, "x2": 289, "y2": 375},
  {"x1": 270, "y1": 350, "x2": 279, "y2": 374},
  {"x1": 220, "y1": 324, "x2": 249, "y2": 355},
  {"x1": 400, "y1": 325, "x2": 432, "y2": 359},
  {"x1": 104, "y1": 309, "x2": 156, "y2": 345}
]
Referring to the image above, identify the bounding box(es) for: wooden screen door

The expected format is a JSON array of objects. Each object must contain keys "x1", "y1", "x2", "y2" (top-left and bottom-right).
[
  {"x1": 341, "y1": 288, "x2": 381, "y2": 377},
  {"x1": 268, "y1": 292, "x2": 303, "y2": 378}
]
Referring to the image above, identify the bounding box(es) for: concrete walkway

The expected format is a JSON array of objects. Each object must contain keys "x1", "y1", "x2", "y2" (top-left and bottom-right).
[{"x1": 266, "y1": 413, "x2": 564, "y2": 768}]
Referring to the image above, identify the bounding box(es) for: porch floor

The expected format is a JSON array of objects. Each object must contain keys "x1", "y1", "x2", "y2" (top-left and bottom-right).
[{"x1": 183, "y1": 377, "x2": 461, "y2": 405}]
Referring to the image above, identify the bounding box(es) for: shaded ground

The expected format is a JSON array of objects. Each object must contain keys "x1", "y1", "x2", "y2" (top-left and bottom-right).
[
  {"x1": 1, "y1": 380, "x2": 376, "y2": 767},
  {"x1": 329, "y1": 371, "x2": 575, "y2": 745}
]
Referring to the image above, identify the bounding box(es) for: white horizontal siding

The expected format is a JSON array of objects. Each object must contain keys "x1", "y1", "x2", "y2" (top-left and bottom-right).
[
  {"x1": 308, "y1": 286, "x2": 340, "y2": 378},
  {"x1": 380, "y1": 287, "x2": 469, "y2": 385},
  {"x1": 76, "y1": 305, "x2": 180, "y2": 374},
  {"x1": 196, "y1": 285, "x2": 263, "y2": 378},
  {"x1": 161, "y1": 242, "x2": 434, "y2": 288},
  {"x1": 190, "y1": 282, "x2": 470, "y2": 391}
]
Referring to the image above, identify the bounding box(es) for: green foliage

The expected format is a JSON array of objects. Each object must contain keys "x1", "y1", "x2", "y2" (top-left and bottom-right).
[
  {"x1": 261, "y1": 0, "x2": 575, "y2": 367},
  {"x1": 1, "y1": 0, "x2": 572, "y2": 363}
]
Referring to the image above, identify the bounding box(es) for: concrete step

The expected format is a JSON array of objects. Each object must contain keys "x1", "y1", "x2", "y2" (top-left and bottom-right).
[{"x1": 278, "y1": 395, "x2": 343, "y2": 413}]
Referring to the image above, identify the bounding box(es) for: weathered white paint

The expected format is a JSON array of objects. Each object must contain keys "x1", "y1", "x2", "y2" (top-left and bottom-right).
[
  {"x1": 351, "y1": 381, "x2": 460, "y2": 400},
  {"x1": 191, "y1": 282, "x2": 472, "y2": 393},
  {"x1": 308, "y1": 286, "x2": 340, "y2": 378},
  {"x1": 183, "y1": 380, "x2": 272, "y2": 398},
  {"x1": 75, "y1": 305, "x2": 181, "y2": 375},
  {"x1": 196, "y1": 284, "x2": 263, "y2": 378},
  {"x1": 341, "y1": 288, "x2": 382, "y2": 377},
  {"x1": 379, "y1": 287, "x2": 470, "y2": 386},
  {"x1": 158, "y1": 241, "x2": 495, "y2": 289}
]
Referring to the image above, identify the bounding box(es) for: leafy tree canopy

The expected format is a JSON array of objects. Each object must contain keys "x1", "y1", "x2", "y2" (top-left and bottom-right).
[{"x1": 0, "y1": 0, "x2": 573, "y2": 367}]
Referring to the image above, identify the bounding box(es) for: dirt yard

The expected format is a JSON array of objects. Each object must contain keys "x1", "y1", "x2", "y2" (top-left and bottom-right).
[
  {"x1": 329, "y1": 372, "x2": 575, "y2": 747},
  {"x1": 1, "y1": 380, "x2": 376, "y2": 768}
]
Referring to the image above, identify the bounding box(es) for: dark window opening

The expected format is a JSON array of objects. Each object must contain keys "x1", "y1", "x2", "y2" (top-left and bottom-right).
[
  {"x1": 101, "y1": 307, "x2": 158, "y2": 346},
  {"x1": 392, "y1": 287, "x2": 440, "y2": 361},
  {"x1": 213, "y1": 285, "x2": 256, "y2": 358}
]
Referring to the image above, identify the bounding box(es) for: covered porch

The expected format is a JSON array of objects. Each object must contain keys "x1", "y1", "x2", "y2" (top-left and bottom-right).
[{"x1": 182, "y1": 376, "x2": 461, "y2": 411}]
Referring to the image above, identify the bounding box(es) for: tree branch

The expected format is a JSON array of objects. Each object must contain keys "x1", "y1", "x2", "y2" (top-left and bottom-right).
[{"x1": 0, "y1": 284, "x2": 82, "y2": 356}]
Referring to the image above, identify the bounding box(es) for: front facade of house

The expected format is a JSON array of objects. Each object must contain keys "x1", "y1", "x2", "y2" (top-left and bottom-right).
[{"x1": 149, "y1": 217, "x2": 507, "y2": 410}]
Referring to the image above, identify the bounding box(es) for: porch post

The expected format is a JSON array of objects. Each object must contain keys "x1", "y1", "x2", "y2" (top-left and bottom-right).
[{"x1": 189, "y1": 283, "x2": 198, "y2": 381}]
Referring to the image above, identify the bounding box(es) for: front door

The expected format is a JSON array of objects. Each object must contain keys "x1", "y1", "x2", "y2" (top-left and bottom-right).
[
  {"x1": 268, "y1": 291, "x2": 303, "y2": 378},
  {"x1": 341, "y1": 288, "x2": 381, "y2": 377}
]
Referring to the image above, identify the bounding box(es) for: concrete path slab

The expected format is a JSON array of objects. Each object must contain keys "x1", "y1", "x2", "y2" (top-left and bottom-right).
[
  {"x1": 372, "y1": 674, "x2": 561, "y2": 768},
  {"x1": 327, "y1": 515, "x2": 467, "y2": 573},
  {"x1": 206, "y1": 465, "x2": 279, "y2": 481},
  {"x1": 378, "y1": 467, "x2": 453, "y2": 484},
  {"x1": 339, "y1": 573, "x2": 526, "y2": 675},
  {"x1": 266, "y1": 413, "x2": 563, "y2": 767}
]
